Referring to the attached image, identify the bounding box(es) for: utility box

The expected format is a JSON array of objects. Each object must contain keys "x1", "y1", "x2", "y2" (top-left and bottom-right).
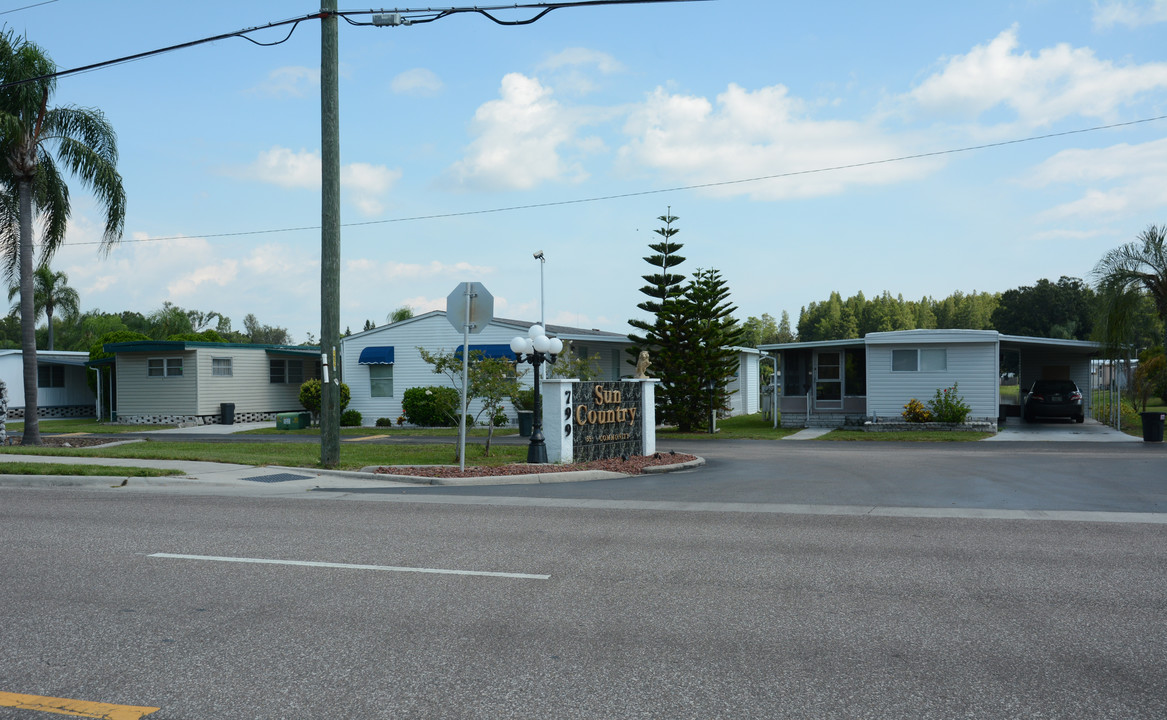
[{"x1": 276, "y1": 412, "x2": 312, "y2": 430}]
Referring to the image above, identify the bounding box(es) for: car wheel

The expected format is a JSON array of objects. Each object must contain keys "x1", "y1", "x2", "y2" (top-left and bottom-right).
[
  {"x1": 1074, "y1": 414, "x2": 1085, "y2": 424},
  {"x1": 1024, "y1": 412, "x2": 1034, "y2": 423}
]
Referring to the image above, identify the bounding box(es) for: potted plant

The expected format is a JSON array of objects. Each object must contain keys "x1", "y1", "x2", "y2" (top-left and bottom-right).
[{"x1": 512, "y1": 389, "x2": 535, "y2": 437}]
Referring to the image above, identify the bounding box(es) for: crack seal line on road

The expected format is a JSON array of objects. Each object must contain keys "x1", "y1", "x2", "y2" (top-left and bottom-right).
[{"x1": 148, "y1": 552, "x2": 550, "y2": 580}]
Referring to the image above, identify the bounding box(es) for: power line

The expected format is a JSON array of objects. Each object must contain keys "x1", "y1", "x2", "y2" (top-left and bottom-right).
[
  {"x1": 53, "y1": 113, "x2": 1167, "y2": 249},
  {"x1": 0, "y1": 0, "x2": 59, "y2": 16},
  {"x1": 0, "y1": 1, "x2": 706, "y2": 89}
]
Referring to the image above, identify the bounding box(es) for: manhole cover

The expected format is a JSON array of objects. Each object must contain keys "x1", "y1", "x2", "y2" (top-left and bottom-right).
[{"x1": 241, "y1": 473, "x2": 313, "y2": 484}]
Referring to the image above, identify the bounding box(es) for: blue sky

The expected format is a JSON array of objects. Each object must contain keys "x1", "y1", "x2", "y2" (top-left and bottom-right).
[{"x1": 10, "y1": 0, "x2": 1167, "y2": 342}]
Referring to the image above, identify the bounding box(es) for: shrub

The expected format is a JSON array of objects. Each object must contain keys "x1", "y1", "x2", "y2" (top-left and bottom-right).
[
  {"x1": 928, "y1": 382, "x2": 972, "y2": 423},
  {"x1": 902, "y1": 398, "x2": 932, "y2": 423},
  {"x1": 375, "y1": 417, "x2": 393, "y2": 427},
  {"x1": 1093, "y1": 394, "x2": 1142, "y2": 431},
  {"x1": 299, "y1": 379, "x2": 351, "y2": 417},
  {"x1": 401, "y1": 386, "x2": 459, "y2": 427},
  {"x1": 511, "y1": 389, "x2": 535, "y2": 412},
  {"x1": 340, "y1": 409, "x2": 363, "y2": 427},
  {"x1": 489, "y1": 409, "x2": 509, "y2": 427}
]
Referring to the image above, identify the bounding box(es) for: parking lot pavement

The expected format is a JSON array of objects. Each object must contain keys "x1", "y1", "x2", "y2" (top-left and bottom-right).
[{"x1": 986, "y1": 417, "x2": 1142, "y2": 442}]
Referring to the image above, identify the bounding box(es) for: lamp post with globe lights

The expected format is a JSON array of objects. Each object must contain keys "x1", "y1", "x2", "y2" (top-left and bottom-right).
[{"x1": 511, "y1": 324, "x2": 563, "y2": 463}]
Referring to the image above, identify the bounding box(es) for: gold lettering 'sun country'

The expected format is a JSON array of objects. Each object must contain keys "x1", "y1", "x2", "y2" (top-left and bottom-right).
[{"x1": 0, "y1": 691, "x2": 159, "y2": 719}]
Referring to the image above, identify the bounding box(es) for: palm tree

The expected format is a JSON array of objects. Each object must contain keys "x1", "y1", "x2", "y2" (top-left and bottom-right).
[
  {"x1": 7, "y1": 264, "x2": 80, "y2": 350},
  {"x1": 1093, "y1": 224, "x2": 1167, "y2": 356},
  {"x1": 0, "y1": 31, "x2": 125, "y2": 444}
]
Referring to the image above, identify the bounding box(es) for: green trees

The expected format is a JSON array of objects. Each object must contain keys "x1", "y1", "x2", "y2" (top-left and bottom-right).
[
  {"x1": 0, "y1": 30, "x2": 126, "y2": 445},
  {"x1": 7, "y1": 264, "x2": 79, "y2": 350},
  {"x1": 1093, "y1": 224, "x2": 1167, "y2": 354},
  {"x1": 627, "y1": 211, "x2": 742, "y2": 432},
  {"x1": 991, "y1": 277, "x2": 1095, "y2": 340},
  {"x1": 418, "y1": 347, "x2": 525, "y2": 457}
]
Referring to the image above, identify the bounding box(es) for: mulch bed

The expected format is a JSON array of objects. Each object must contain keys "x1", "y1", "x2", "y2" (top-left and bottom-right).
[
  {"x1": 374, "y1": 452, "x2": 698, "y2": 479},
  {"x1": 6, "y1": 437, "x2": 115, "y2": 448}
]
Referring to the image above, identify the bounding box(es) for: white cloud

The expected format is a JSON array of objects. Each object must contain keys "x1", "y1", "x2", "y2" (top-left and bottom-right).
[
  {"x1": 391, "y1": 68, "x2": 443, "y2": 97},
  {"x1": 241, "y1": 147, "x2": 401, "y2": 216},
  {"x1": 1027, "y1": 138, "x2": 1167, "y2": 220},
  {"x1": 540, "y1": 48, "x2": 624, "y2": 74},
  {"x1": 343, "y1": 259, "x2": 493, "y2": 279},
  {"x1": 907, "y1": 26, "x2": 1167, "y2": 127},
  {"x1": 251, "y1": 66, "x2": 319, "y2": 97},
  {"x1": 1093, "y1": 0, "x2": 1167, "y2": 28},
  {"x1": 249, "y1": 147, "x2": 320, "y2": 189},
  {"x1": 446, "y1": 73, "x2": 598, "y2": 190},
  {"x1": 341, "y1": 162, "x2": 402, "y2": 216},
  {"x1": 618, "y1": 83, "x2": 938, "y2": 200}
]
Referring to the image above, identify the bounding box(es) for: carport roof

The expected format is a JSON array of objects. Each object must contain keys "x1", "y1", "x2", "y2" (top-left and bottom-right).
[{"x1": 759, "y1": 330, "x2": 1101, "y2": 354}]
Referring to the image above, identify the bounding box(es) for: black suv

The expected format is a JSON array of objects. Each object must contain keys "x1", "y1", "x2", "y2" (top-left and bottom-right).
[{"x1": 1023, "y1": 379, "x2": 1085, "y2": 423}]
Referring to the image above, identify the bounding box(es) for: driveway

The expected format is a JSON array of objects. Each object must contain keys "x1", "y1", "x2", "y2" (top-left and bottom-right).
[{"x1": 986, "y1": 416, "x2": 1141, "y2": 442}]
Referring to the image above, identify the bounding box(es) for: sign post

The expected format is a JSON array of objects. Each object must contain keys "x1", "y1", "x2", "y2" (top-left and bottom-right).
[{"x1": 446, "y1": 282, "x2": 493, "y2": 470}]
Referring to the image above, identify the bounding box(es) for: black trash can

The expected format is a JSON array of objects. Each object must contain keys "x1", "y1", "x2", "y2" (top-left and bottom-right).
[
  {"x1": 220, "y1": 402, "x2": 235, "y2": 426},
  {"x1": 517, "y1": 410, "x2": 533, "y2": 437},
  {"x1": 1141, "y1": 412, "x2": 1165, "y2": 443}
]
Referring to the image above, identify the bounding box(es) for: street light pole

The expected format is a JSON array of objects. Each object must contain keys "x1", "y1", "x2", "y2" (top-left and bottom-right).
[{"x1": 511, "y1": 325, "x2": 563, "y2": 463}]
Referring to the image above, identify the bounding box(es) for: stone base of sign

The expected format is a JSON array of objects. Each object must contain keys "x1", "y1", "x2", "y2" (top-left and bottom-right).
[{"x1": 542, "y1": 378, "x2": 659, "y2": 464}]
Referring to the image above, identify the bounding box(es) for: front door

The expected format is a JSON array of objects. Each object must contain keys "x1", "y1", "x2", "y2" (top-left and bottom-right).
[{"x1": 814, "y1": 351, "x2": 842, "y2": 410}]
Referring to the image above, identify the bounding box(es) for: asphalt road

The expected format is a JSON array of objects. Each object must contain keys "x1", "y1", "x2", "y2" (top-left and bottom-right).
[
  {"x1": 318, "y1": 439, "x2": 1167, "y2": 514},
  {"x1": 3, "y1": 465, "x2": 1166, "y2": 719}
]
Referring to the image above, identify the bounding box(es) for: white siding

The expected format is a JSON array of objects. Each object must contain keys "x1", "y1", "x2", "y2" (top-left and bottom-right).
[
  {"x1": 866, "y1": 341, "x2": 999, "y2": 421},
  {"x1": 725, "y1": 351, "x2": 760, "y2": 416},
  {"x1": 116, "y1": 353, "x2": 199, "y2": 415},
  {"x1": 194, "y1": 348, "x2": 314, "y2": 415},
  {"x1": 0, "y1": 351, "x2": 95, "y2": 409},
  {"x1": 341, "y1": 313, "x2": 633, "y2": 426}
]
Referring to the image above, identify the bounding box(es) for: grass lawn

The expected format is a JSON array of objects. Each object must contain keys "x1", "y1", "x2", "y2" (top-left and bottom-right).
[
  {"x1": 0, "y1": 439, "x2": 528, "y2": 471},
  {"x1": 817, "y1": 429, "x2": 995, "y2": 442},
  {"x1": 0, "y1": 461, "x2": 182, "y2": 476},
  {"x1": 7, "y1": 419, "x2": 177, "y2": 434},
  {"x1": 242, "y1": 426, "x2": 512, "y2": 438},
  {"x1": 657, "y1": 413, "x2": 799, "y2": 440}
]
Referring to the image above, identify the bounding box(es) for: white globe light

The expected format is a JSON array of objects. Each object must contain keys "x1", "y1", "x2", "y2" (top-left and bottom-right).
[
  {"x1": 528, "y1": 324, "x2": 545, "y2": 340},
  {"x1": 509, "y1": 336, "x2": 528, "y2": 354},
  {"x1": 533, "y1": 334, "x2": 552, "y2": 353},
  {"x1": 549, "y1": 337, "x2": 563, "y2": 354}
]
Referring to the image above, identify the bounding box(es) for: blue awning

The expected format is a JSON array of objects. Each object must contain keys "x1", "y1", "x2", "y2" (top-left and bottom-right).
[
  {"x1": 455, "y1": 344, "x2": 515, "y2": 361},
  {"x1": 358, "y1": 346, "x2": 394, "y2": 364}
]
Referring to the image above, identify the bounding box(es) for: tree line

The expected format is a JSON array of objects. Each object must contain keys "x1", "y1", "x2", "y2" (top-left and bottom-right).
[{"x1": 740, "y1": 275, "x2": 1163, "y2": 351}]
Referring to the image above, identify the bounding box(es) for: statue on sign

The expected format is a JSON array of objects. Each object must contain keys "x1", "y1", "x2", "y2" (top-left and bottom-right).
[{"x1": 634, "y1": 350, "x2": 652, "y2": 379}]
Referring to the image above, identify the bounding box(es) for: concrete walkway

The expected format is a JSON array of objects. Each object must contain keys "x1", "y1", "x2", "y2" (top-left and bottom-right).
[{"x1": 985, "y1": 417, "x2": 1141, "y2": 442}]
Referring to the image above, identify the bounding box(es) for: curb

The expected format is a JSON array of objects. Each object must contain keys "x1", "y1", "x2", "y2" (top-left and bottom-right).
[{"x1": 347, "y1": 456, "x2": 706, "y2": 486}]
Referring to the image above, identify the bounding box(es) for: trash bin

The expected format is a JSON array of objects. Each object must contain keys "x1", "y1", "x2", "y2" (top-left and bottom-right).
[
  {"x1": 1141, "y1": 412, "x2": 1165, "y2": 443},
  {"x1": 517, "y1": 410, "x2": 533, "y2": 437},
  {"x1": 220, "y1": 402, "x2": 235, "y2": 426}
]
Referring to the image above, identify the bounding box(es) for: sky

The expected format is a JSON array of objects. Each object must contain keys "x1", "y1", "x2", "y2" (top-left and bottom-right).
[{"x1": 7, "y1": 0, "x2": 1167, "y2": 343}]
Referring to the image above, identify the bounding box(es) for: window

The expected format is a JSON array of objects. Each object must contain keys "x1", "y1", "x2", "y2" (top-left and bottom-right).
[
  {"x1": 148, "y1": 357, "x2": 183, "y2": 377},
  {"x1": 921, "y1": 348, "x2": 947, "y2": 371},
  {"x1": 369, "y1": 365, "x2": 393, "y2": 397},
  {"x1": 270, "y1": 359, "x2": 285, "y2": 384},
  {"x1": 892, "y1": 348, "x2": 947, "y2": 372},
  {"x1": 212, "y1": 358, "x2": 233, "y2": 376},
  {"x1": 892, "y1": 349, "x2": 917, "y2": 372},
  {"x1": 271, "y1": 358, "x2": 305, "y2": 384},
  {"x1": 37, "y1": 365, "x2": 64, "y2": 388}
]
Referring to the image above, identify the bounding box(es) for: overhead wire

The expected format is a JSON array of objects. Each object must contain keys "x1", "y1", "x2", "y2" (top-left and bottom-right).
[{"x1": 53, "y1": 113, "x2": 1167, "y2": 249}]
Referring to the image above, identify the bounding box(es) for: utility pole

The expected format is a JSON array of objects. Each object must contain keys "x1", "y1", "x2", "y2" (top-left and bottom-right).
[{"x1": 320, "y1": 0, "x2": 341, "y2": 467}]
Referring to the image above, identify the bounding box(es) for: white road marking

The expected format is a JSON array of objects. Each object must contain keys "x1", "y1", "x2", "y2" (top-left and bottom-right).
[{"x1": 148, "y1": 552, "x2": 549, "y2": 580}]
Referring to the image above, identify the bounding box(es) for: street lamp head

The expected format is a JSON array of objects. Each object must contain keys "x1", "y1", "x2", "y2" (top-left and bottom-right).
[{"x1": 533, "y1": 250, "x2": 544, "y2": 260}]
